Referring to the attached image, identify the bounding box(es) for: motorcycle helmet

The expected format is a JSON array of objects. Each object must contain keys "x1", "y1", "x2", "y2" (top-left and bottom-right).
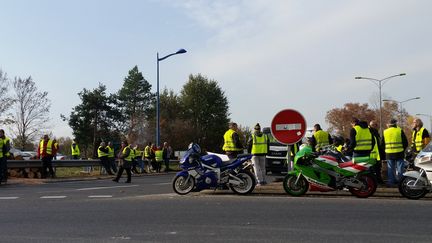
[{"x1": 188, "y1": 143, "x2": 201, "y2": 154}]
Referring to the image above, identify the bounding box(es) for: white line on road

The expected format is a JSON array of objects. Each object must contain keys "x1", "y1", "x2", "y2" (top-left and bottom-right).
[
  {"x1": 76, "y1": 185, "x2": 139, "y2": 191},
  {"x1": 40, "y1": 196, "x2": 67, "y2": 199},
  {"x1": 88, "y1": 195, "x2": 113, "y2": 198},
  {"x1": 0, "y1": 197, "x2": 19, "y2": 200},
  {"x1": 153, "y1": 183, "x2": 171, "y2": 185}
]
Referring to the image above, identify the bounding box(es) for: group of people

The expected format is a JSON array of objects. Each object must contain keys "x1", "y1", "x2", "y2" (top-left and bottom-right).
[
  {"x1": 111, "y1": 140, "x2": 173, "y2": 183},
  {"x1": 311, "y1": 117, "x2": 430, "y2": 187},
  {"x1": 222, "y1": 117, "x2": 431, "y2": 188}
]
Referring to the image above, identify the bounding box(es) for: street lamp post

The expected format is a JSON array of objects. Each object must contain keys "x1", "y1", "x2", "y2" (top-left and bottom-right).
[
  {"x1": 416, "y1": 113, "x2": 432, "y2": 133},
  {"x1": 156, "y1": 48, "x2": 187, "y2": 147},
  {"x1": 382, "y1": 97, "x2": 420, "y2": 127},
  {"x1": 355, "y1": 73, "x2": 406, "y2": 134}
]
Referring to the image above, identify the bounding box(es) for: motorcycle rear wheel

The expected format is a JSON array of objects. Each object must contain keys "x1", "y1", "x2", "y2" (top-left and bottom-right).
[
  {"x1": 283, "y1": 174, "x2": 309, "y2": 196},
  {"x1": 229, "y1": 171, "x2": 256, "y2": 195},
  {"x1": 349, "y1": 174, "x2": 377, "y2": 198},
  {"x1": 398, "y1": 176, "x2": 428, "y2": 200},
  {"x1": 172, "y1": 174, "x2": 195, "y2": 195}
]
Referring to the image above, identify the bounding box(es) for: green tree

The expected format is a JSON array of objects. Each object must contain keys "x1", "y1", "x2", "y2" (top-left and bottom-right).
[
  {"x1": 10, "y1": 76, "x2": 51, "y2": 150},
  {"x1": 116, "y1": 66, "x2": 154, "y2": 144},
  {"x1": 64, "y1": 83, "x2": 120, "y2": 158},
  {"x1": 179, "y1": 74, "x2": 229, "y2": 151}
]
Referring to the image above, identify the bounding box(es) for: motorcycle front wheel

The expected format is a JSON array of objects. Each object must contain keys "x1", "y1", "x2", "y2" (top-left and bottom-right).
[
  {"x1": 283, "y1": 174, "x2": 309, "y2": 196},
  {"x1": 349, "y1": 174, "x2": 377, "y2": 198},
  {"x1": 172, "y1": 174, "x2": 195, "y2": 195},
  {"x1": 229, "y1": 171, "x2": 256, "y2": 195},
  {"x1": 398, "y1": 176, "x2": 428, "y2": 200}
]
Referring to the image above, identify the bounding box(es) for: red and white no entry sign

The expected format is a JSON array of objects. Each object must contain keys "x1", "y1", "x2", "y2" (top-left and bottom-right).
[{"x1": 271, "y1": 109, "x2": 306, "y2": 145}]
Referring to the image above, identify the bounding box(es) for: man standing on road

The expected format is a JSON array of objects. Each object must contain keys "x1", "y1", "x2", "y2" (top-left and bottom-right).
[
  {"x1": 142, "y1": 142, "x2": 152, "y2": 173},
  {"x1": 0, "y1": 129, "x2": 11, "y2": 184},
  {"x1": 310, "y1": 124, "x2": 333, "y2": 152},
  {"x1": 369, "y1": 120, "x2": 385, "y2": 184},
  {"x1": 348, "y1": 118, "x2": 375, "y2": 160},
  {"x1": 383, "y1": 119, "x2": 408, "y2": 187},
  {"x1": 223, "y1": 122, "x2": 243, "y2": 159},
  {"x1": 113, "y1": 140, "x2": 133, "y2": 183},
  {"x1": 247, "y1": 123, "x2": 268, "y2": 186},
  {"x1": 71, "y1": 140, "x2": 80, "y2": 160},
  {"x1": 37, "y1": 134, "x2": 56, "y2": 178},
  {"x1": 98, "y1": 141, "x2": 113, "y2": 175},
  {"x1": 162, "y1": 142, "x2": 172, "y2": 172},
  {"x1": 107, "y1": 141, "x2": 117, "y2": 173},
  {"x1": 412, "y1": 118, "x2": 431, "y2": 154}
]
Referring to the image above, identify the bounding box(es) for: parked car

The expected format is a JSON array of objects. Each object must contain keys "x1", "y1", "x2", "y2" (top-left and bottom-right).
[
  {"x1": 54, "y1": 153, "x2": 66, "y2": 160},
  {"x1": 22, "y1": 151, "x2": 38, "y2": 160}
]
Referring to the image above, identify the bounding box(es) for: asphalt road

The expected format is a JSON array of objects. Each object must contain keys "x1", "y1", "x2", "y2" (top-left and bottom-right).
[{"x1": 1, "y1": 174, "x2": 432, "y2": 243}]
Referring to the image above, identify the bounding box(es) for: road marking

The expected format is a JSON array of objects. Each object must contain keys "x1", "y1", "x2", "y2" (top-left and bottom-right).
[
  {"x1": 88, "y1": 195, "x2": 113, "y2": 198},
  {"x1": 40, "y1": 196, "x2": 67, "y2": 199},
  {"x1": 153, "y1": 182, "x2": 171, "y2": 185},
  {"x1": 0, "y1": 197, "x2": 19, "y2": 200},
  {"x1": 76, "y1": 185, "x2": 138, "y2": 191}
]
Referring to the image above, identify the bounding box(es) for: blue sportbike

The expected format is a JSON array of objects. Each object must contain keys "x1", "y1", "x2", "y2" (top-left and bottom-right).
[{"x1": 172, "y1": 143, "x2": 256, "y2": 195}]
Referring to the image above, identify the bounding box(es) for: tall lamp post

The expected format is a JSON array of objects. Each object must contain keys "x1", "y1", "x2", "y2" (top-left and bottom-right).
[
  {"x1": 355, "y1": 73, "x2": 406, "y2": 133},
  {"x1": 156, "y1": 48, "x2": 187, "y2": 147},
  {"x1": 382, "y1": 97, "x2": 420, "y2": 127},
  {"x1": 416, "y1": 113, "x2": 432, "y2": 133}
]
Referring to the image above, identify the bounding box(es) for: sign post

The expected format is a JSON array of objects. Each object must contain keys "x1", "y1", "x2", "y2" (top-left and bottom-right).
[{"x1": 271, "y1": 109, "x2": 306, "y2": 172}]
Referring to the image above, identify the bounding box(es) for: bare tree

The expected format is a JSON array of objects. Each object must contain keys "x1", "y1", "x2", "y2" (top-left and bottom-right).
[
  {"x1": 10, "y1": 76, "x2": 51, "y2": 150},
  {"x1": 0, "y1": 69, "x2": 13, "y2": 124}
]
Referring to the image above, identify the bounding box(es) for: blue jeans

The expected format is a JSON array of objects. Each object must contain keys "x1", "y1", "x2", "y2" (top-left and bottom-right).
[{"x1": 387, "y1": 158, "x2": 405, "y2": 185}]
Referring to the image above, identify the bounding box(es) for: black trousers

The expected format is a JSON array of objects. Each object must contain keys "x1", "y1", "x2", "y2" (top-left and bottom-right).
[
  {"x1": 0, "y1": 157, "x2": 7, "y2": 182},
  {"x1": 115, "y1": 162, "x2": 131, "y2": 182},
  {"x1": 100, "y1": 157, "x2": 113, "y2": 175},
  {"x1": 42, "y1": 156, "x2": 55, "y2": 178}
]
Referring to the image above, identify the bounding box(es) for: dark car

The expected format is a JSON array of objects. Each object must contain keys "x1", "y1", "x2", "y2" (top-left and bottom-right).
[{"x1": 263, "y1": 127, "x2": 288, "y2": 175}]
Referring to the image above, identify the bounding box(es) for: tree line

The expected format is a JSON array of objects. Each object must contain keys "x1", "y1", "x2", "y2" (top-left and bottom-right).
[{"x1": 0, "y1": 67, "x2": 412, "y2": 158}]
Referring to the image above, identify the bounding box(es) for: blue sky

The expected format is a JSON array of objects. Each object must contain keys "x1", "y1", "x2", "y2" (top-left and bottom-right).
[{"x1": 1, "y1": 0, "x2": 432, "y2": 139}]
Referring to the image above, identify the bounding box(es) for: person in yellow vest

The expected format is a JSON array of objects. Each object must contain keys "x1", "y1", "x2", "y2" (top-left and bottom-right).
[
  {"x1": 98, "y1": 141, "x2": 114, "y2": 175},
  {"x1": 247, "y1": 123, "x2": 268, "y2": 186},
  {"x1": 142, "y1": 142, "x2": 153, "y2": 173},
  {"x1": 348, "y1": 118, "x2": 375, "y2": 160},
  {"x1": 310, "y1": 124, "x2": 333, "y2": 152},
  {"x1": 382, "y1": 119, "x2": 408, "y2": 187},
  {"x1": 107, "y1": 141, "x2": 117, "y2": 173},
  {"x1": 37, "y1": 134, "x2": 56, "y2": 178},
  {"x1": 369, "y1": 120, "x2": 385, "y2": 184},
  {"x1": 411, "y1": 118, "x2": 431, "y2": 154},
  {"x1": 154, "y1": 146, "x2": 163, "y2": 173},
  {"x1": 113, "y1": 140, "x2": 133, "y2": 183},
  {"x1": 71, "y1": 140, "x2": 80, "y2": 160},
  {"x1": 132, "y1": 144, "x2": 144, "y2": 174},
  {"x1": 223, "y1": 122, "x2": 243, "y2": 159},
  {"x1": 0, "y1": 129, "x2": 11, "y2": 183}
]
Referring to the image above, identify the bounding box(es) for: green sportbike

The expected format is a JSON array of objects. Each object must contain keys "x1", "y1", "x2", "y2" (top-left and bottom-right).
[{"x1": 283, "y1": 145, "x2": 377, "y2": 198}]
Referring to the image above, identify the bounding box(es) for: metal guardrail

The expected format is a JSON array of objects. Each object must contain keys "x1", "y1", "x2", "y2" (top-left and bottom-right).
[
  {"x1": 7, "y1": 159, "x2": 181, "y2": 169},
  {"x1": 7, "y1": 160, "x2": 103, "y2": 169}
]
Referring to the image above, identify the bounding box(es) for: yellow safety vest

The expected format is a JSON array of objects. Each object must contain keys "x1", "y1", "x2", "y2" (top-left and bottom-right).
[
  {"x1": 0, "y1": 138, "x2": 3, "y2": 158},
  {"x1": 122, "y1": 146, "x2": 134, "y2": 162},
  {"x1": 134, "y1": 149, "x2": 142, "y2": 158},
  {"x1": 107, "y1": 146, "x2": 114, "y2": 158},
  {"x1": 370, "y1": 136, "x2": 381, "y2": 161},
  {"x1": 336, "y1": 145, "x2": 343, "y2": 153},
  {"x1": 71, "y1": 144, "x2": 80, "y2": 156},
  {"x1": 251, "y1": 134, "x2": 268, "y2": 154},
  {"x1": 2, "y1": 137, "x2": 11, "y2": 157},
  {"x1": 40, "y1": 139, "x2": 53, "y2": 155},
  {"x1": 144, "y1": 146, "x2": 151, "y2": 158},
  {"x1": 155, "y1": 150, "x2": 163, "y2": 162},
  {"x1": 223, "y1": 129, "x2": 242, "y2": 152},
  {"x1": 384, "y1": 127, "x2": 404, "y2": 153},
  {"x1": 412, "y1": 127, "x2": 425, "y2": 151},
  {"x1": 97, "y1": 146, "x2": 109, "y2": 158},
  {"x1": 314, "y1": 130, "x2": 330, "y2": 151},
  {"x1": 354, "y1": 125, "x2": 372, "y2": 151}
]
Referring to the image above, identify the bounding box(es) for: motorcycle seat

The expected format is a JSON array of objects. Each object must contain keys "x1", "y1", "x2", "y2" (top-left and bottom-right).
[{"x1": 222, "y1": 159, "x2": 237, "y2": 166}]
